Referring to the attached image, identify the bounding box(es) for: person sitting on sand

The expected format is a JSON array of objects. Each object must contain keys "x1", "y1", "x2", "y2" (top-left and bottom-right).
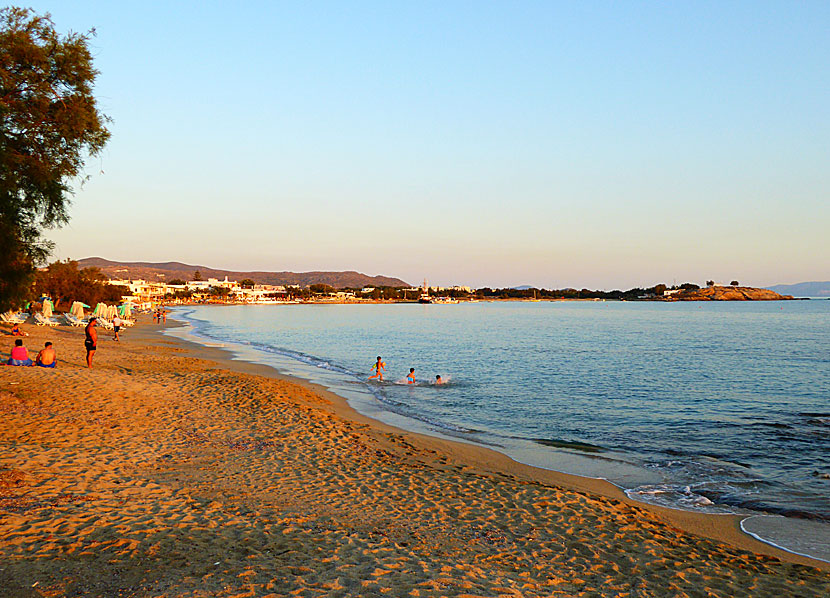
[
  {"x1": 10, "y1": 322, "x2": 27, "y2": 337},
  {"x1": 84, "y1": 317, "x2": 98, "y2": 368},
  {"x1": 35, "y1": 342, "x2": 57, "y2": 368},
  {"x1": 369, "y1": 356, "x2": 386, "y2": 381},
  {"x1": 7, "y1": 339, "x2": 33, "y2": 366},
  {"x1": 407, "y1": 367, "x2": 416, "y2": 384}
]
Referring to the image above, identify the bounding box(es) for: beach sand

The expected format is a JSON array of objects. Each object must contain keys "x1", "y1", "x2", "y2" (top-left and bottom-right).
[{"x1": 1, "y1": 320, "x2": 829, "y2": 597}]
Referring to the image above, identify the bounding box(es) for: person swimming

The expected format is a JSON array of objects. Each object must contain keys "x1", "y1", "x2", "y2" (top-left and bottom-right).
[
  {"x1": 369, "y1": 356, "x2": 386, "y2": 381},
  {"x1": 406, "y1": 367, "x2": 416, "y2": 384},
  {"x1": 435, "y1": 375, "x2": 445, "y2": 385}
]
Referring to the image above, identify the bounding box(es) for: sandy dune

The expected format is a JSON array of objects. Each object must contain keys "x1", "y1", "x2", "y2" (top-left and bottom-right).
[{"x1": 1, "y1": 320, "x2": 828, "y2": 597}]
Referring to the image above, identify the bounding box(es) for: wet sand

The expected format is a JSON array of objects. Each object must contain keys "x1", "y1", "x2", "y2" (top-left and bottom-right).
[{"x1": 1, "y1": 319, "x2": 828, "y2": 597}]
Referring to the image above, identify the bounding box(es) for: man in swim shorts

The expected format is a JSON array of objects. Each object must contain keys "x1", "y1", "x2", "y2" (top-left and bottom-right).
[
  {"x1": 36, "y1": 342, "x2": 57, "y2": 368},
  {"x1": 112, "y1": 314, "x2": 122, "y2": 341},
  {"x1": 369, "y1": 356, "x2": 386, "y2": 381},
  {"x1": 7, "y1": 339, "x2": 33, "y2": 366},
  {"x1": 407, "y1": 368, "x2": 416, "y2": 384},
  {"x1": 85, "y1": 318, "x2": 98, "y2": 368}
]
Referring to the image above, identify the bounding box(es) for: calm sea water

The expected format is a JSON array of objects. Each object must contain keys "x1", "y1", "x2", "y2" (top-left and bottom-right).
[{"x1": 167, "y1": 300, "x2": 830, "y2": 561}]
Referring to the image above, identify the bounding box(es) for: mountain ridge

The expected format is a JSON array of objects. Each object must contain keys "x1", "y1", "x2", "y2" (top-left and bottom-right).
[
  {"x1": 77, "y1": 258, "x2": 410, "y2": 288},
  {"x1": 766, "y1": 281, "x2": 830, "y2": 297}
]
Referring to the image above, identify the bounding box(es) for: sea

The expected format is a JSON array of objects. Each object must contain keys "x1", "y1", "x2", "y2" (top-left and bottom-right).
[{"x1": 165, "y1": 299, "x2": 830, "y2": 562}]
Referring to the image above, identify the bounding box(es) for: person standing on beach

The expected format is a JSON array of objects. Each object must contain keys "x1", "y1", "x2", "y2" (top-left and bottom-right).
[
  {"x1": 112, "y1": 314, "x2": 122, "y2": 341},
  {"x1": 84, "y1": 318, "x2": 98, "y2": 368},
  {"x1": 369, "y1": 356, "x2": 386, "y2": 381}
]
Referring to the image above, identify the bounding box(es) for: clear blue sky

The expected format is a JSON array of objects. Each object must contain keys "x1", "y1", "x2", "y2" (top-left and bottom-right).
[{"x1": 27, "y1": 1, "x2": 830, "y2": 289}]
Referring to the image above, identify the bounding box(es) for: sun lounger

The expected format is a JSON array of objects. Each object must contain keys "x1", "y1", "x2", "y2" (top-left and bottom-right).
[
  {"x1": 95, "y1": 317, "x2": 115, "y2": 330},
  {"x1": 34, "y1": 313, "x2": 59, "y2": 327},
  {"x1": 63, "y1": 313, "x2": 85, "y2": 327},
  {"x1": 2, "y1": 312, "x2": 28, "y2": 324}
]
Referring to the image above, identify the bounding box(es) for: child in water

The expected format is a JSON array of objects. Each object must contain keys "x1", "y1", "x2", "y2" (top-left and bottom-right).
[
  {"x1": 435, "y1": 375, "x2": 446, "y2": 385},
  {"x1": 406, "y1": 368, "x2": 416, "y2": 384},
  {"x1": 369, "y1": 356, "x2": 386, "y2": 381}
]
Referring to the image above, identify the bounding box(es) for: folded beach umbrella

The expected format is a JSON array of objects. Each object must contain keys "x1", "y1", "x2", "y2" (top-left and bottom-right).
[{"x1": 71, "y1": 302, "x2": 85, "y2": 318}]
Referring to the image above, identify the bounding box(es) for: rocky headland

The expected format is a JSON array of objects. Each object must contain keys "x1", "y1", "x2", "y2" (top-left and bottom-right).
[{"x1": 668, "y1": 286, "x2": 794, "y2": 301}]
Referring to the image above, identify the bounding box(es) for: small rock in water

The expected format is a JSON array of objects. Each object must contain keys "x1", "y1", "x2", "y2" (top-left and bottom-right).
[{"x1": 693, "y1": 496, "x2": 713, "y2": 506}]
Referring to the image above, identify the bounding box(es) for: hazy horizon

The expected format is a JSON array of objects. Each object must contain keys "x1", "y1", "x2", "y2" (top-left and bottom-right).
[{"x1": 25, "y1": 2, "x2": 829, "y2": 289}]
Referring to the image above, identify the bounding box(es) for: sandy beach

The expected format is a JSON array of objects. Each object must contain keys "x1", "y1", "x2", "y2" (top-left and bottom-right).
[{"x1": 1, "y1": 319, "x2": 828, "y2": 597}]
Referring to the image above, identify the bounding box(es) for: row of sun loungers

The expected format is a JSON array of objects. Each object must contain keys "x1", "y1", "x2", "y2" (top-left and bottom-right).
[
  {"x1": 4, "y1": 311, "x2": 136, "y2": 329},
  {"x1": 1, "y1": 312, "x2": 29, "y2": 324}
]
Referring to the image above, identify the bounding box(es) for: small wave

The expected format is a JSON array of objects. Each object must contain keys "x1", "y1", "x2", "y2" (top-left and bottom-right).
[
  {"x1": 626, "y1": 484, "x2": 729, "y2": 513},
  {"x1": 532, "y1": 438, "x2": 605, "y2": 453},
  {"x1": 746, "y1": 422, "x2": 793, "y2": 430}
]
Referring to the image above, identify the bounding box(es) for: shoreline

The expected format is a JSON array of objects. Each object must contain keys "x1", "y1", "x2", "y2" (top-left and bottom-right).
[
  {"x1": 2, "y1": 319, "x2": 829, "y2": 596},
  {"x1": 154, "y1": 315, "x2": 829, "y2": 571}
]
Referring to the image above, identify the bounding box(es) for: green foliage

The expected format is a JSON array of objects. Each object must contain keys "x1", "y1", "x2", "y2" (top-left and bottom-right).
[
  {"x1": 34, "y1": 259, "x2": 126, "y2": 308},
  {"x1": 0, "y1": 216, "x2": 36, "y2": 310},
  {"x1": 730, "y1": 280, "x2": 739, "y2": 286},
  {"x1": 168, "y1": 278, "x2": 186, "y2": 285},
  {"x1": 680, "y1": 283, "x2": 700, "y2": 290},
  {"x1": 208, "y1": 286, "x2": 230, "y2": 296},
  {"x1": 706, "y1": 280, "x2": 715, "y2": 287},
  {"x1": 309, "y1": 284, "x2": 335, "y2": 294},
  {"x1": 240, "y1": 278, "x2": 255, "y2": 288},
  {"x1": 0, "y1": 7, "x2": 110, "y2": 310},
  {"x1": 193, "y1": 270, "x2": 202, "y2": 281}
]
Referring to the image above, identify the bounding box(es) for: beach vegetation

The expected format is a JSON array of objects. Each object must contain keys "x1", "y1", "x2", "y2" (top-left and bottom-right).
[
  {"x1": 208, "y1": 286, "x2": 230, "y2": 297},
  {"x1": 309, "y1": 284, "x2": 335, "y2": 294},
  {"x1": 706, "y1": 280, "x2": 715, "y2": 287},
  {"x1": 35, "y1": 259, "x2": 127, "y2": 308},
  {"x1": 240, "y1": 278, "x2": 255, "y2": 288},
  {"x1": 731, "y1": 280, "x2": 739, "y2": 286},
  {"x1": 168, "y1": 278, "x2": 186, "y2": 286},
  {"x1": 0, "y1": 7, "x2": 110, "y2": 311}
]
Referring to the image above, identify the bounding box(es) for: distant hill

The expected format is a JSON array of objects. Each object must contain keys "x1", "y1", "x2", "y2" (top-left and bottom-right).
[
  {"x1": 766, "y1": 281, "x2": 830, "y2": 298},
  {"x1": 78, "y1": 258, "x2": 410, "y2": 288}
]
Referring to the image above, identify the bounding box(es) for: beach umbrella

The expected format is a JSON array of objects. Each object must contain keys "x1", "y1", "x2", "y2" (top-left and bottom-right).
[
  {"x1": 120, "y1": 303, "x2": 133, "y2": 318},
  {"x1": 70, "y1": 301, "x2": 85, "y2": 318},
  {"x1": 108, "y1": 305, "x2": 118, "y2": 319},
  {"x1": 93, "y1": 303, "x2": 106, "y2": 317}
]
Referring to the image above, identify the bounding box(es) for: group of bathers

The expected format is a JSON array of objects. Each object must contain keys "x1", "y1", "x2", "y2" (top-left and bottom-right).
[{"x1": 6, "y1": 340, "x2": 57, "y2": 368}]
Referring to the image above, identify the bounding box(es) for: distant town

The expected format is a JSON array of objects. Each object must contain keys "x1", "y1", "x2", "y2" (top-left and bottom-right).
[{"x1": 101, "y1": 276, "x2": 791, "y2": 307}]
